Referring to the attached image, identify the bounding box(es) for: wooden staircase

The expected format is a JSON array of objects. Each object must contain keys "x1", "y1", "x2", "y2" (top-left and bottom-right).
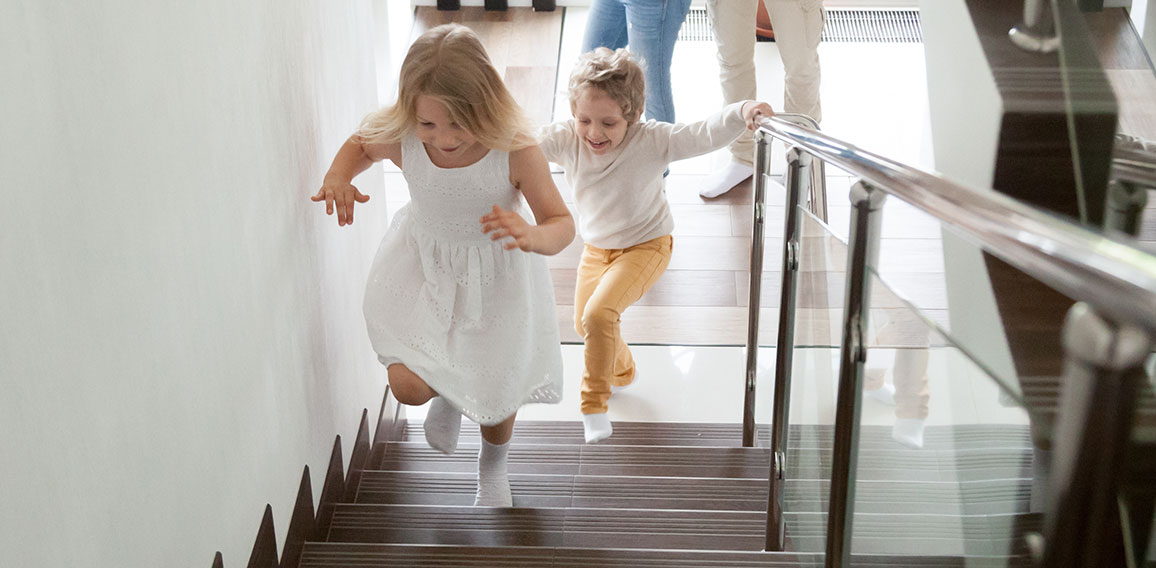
[
  {"x1": 304, "y1": 419, "x2": 791, "y2": 565},
  {"x1": 226, "y1": 393, "x2": 1041, "y2": 567}
]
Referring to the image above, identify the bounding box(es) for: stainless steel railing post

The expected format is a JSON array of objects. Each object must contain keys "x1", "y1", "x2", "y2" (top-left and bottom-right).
[
  {"x1": 1009, "y1": 0, "x2": 1059, "y2": 53},
  {"x1": 765, "y1": 147, "x2": 812, "y2": 550},
  {"x1": 824, "y1": 180, "x2": 886, "y2": 567},
  {"x1": 1040, "y1": 302, "x2": 1151, "y2": 567},
  {"x1": 1104, "y1": 180, "x2": 1148, "y2": 237},
  {"x1": 743, "y1": 129, "x2": 773, "y2": 448}
]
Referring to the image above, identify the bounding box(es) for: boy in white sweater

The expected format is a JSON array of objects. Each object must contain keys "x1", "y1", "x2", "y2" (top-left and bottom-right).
[{"x1": 539, "y1": 47, "x2": 774, "y2": 443}]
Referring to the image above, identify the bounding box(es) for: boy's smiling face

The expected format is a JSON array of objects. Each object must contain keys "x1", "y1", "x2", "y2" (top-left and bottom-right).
[{"x1": 572, "y1": 87, "x2": 631, "y2": 155}]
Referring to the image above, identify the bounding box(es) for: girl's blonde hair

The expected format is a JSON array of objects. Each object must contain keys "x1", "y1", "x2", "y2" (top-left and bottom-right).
[
  {"x1": 568, "y1": 47, "x2": 646, "y2": 122},
  {"x1": 357, "y1": 23, "x2": 535, "y2": 151}
]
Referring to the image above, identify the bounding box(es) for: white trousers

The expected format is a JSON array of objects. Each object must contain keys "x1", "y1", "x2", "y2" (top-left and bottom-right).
[
  {"x1": 765, "y1": 0, "x2": 824, "y2": 125},
  {"x1": 708, "y1": 0, "x2": 824, "y2": 166}
]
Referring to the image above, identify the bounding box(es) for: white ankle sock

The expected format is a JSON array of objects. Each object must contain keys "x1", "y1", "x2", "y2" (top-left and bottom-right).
[
  {"x1": 474, "y1": 438, "x2": 512, "y2": 507},
  {"x1": 423, "y1": 397, "x2": 461, "y2": 455},
  {"x1": 864, "y1": 381, "x2": 896, "y2": 406},
  {"x1": 699, "y1": 161, "x2": 754, "y2": 198},
  {"x1": 611, "y1": 368, "x2": 638, "y2": 393},
  {"x1": 892, "y1": 418, "x2": 925, "y2": 449},
  {"x1": 583, "y1": 412, "x2": 613, "y2": 443}
]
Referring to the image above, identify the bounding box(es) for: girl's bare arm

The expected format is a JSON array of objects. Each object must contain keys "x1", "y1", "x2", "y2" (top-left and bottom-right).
[
  {"x1": 482, "y1": 144, "x2": 574, "y2": 255},
  {"x1": 312, "y1": 136, "x2": 401, "y2": 226}
]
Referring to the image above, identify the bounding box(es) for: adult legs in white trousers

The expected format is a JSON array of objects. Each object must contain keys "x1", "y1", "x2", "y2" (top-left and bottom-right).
[
  {"x1": 700, "y1": 0, "x2": 824, "y2": 198},
  {"x1": 765, "y1": 0, "x2": 824, "y2": 123},
  {"x1": 700, "y1": 0, "x2": 759, "y2": 198}
]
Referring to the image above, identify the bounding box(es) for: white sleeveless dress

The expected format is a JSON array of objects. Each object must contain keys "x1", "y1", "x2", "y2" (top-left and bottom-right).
[{"x1": 363, "y1": 134, "x2": 563, "y2": 425}]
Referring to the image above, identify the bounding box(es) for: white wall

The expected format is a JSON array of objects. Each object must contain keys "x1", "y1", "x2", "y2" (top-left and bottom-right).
[
  {"x1": 1137, "y1": 0, "x2": 1156, "y2": 61},
  {"x1": 0, "y1": 1, "x2": 390, "y2": 566},
  {"x1": 918, "y1": 0, "x2": 1020, "y2": 385},
  {"x1": 380, "y1": 0, "x2": 417, "y2": 104}
]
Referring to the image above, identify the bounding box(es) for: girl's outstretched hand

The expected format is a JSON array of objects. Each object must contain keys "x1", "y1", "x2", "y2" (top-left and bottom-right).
[
  {"x1": 742, "y1": 101, "x2": 776, "y2": 131},
  {"x1": 312, "y1": 179, "x2": 370, "y2": 227},
  {"x1": 481, "y1": 204, "x2": 535, "y2": 252}
]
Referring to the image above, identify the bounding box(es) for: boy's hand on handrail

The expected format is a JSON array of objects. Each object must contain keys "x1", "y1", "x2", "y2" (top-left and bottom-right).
[
  {"x1": 312, "y1": 179, "x2": 370, "y2": 227},
  {"x1": 481, "y1": 204, "x2": 536, "y2": 252},
  {"x1": 741, "y1": 101, "x2": 776, "y2": 131}
]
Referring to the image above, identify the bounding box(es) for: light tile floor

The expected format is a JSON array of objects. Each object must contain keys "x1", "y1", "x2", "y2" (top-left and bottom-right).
[{"x1": 414, "y1": 342, "x2": 1030, "y2": 431}]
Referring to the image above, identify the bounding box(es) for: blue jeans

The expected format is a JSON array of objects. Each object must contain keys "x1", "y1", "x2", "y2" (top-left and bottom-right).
[{"x1": 582, "y1": 0, "x2": 693, "y2": 125}]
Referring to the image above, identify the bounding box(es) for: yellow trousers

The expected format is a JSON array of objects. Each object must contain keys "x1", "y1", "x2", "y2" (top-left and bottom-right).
[{"x1": 574, "y1": 235, "x2": 673, "y2": 414}]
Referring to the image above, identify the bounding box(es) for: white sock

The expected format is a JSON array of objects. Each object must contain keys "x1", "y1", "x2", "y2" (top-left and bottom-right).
[
  {"x1": 474, "y1": 438, "x2": 512, "y2": 507},
  {"x1": 611, "y1": 368, "x2": 638, "y2": 393},
  {"x1": 699, "y1": 161, "x2": 754, "y2": 198},
  {"x1": 892, "y1": 418, "x2": 926, "y2": 449},
  {"x1": 864, "y1": 381, "x2": 896, "y2": 406},
  {"x1": 583, "y1": 412, "x2": 613, "y2": 443},
  {"x1": 423, "y1": 396, "x2": 461, "y2": 455}
]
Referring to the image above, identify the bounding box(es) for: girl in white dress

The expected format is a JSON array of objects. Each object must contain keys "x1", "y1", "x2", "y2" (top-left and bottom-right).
[{"x1": 312, "y1": 24, "x2": 574, "y2": 507}]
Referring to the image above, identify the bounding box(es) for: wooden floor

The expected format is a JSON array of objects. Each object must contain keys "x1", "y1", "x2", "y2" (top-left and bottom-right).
[
  {"x1": 410, "y1": 7, "x2": 563, "y2": 126},
  {"x1": 1089, "y1": 9, "x2": 1156, "y2": 141},
  {"x1": 391, "y1": 6, "x2": 1156, "y2": 348}
]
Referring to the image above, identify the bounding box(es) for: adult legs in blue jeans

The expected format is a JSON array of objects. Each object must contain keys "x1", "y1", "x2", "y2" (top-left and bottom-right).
[
  {"x1": 582, "y1": 0, "x2": 692, "y2": 124},
  {"x1": 583, "y1": 0, "x2": 629, "y2": 52}
]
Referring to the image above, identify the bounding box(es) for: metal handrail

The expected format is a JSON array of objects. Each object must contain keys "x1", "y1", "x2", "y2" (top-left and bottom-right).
[
  {"x1": 774, "y1": 112, "x2": 828, "y2": 221},
  {"x1": 755, "y1": 115, "x2": 1156, "y2": 335}
]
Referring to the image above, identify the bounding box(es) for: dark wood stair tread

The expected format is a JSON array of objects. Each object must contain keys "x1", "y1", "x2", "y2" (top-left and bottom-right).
[
  {"x1": 298, "y1": 542, "x2": 1034, "y2": 567},
  {"x1": 354, "y1": 470, "x2": 1031, "y2": 515},
  {"x1": 405, "y1": 421, "x2": 1036, "y2": 451},
  {"x1": 783, "y1": 511, "x2": 1042, "y2": 557},
  {"x1": 783, "y1": 478, "x2": 1030, "y2": 515},
  {"x1": 327, "y1": 503, "x2": 767, "y2": 551},
  {"x1": 379, "y1": 442, "x2": 772, "y2": 478},
  {"x1": 379, "y1": 441, "x2": 1030, "y2": 482},
  {"x1": 356, "y1": 470, "x2": 769, "y2": 510},
  {"x1": 325, "y1": 503, "x2": 1041, "y2": 556}
]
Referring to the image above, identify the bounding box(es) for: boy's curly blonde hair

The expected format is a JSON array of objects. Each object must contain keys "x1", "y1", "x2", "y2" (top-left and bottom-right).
[
  {"x1": 357, "y1": 24, "x2": 535, "y2": 151},
  {"x1": 568, "y1": 47, "x2": 646, "y2": 122}
]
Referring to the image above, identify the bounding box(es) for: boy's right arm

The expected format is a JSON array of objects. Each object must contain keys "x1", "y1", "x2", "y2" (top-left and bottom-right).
[
  {"x1": 662, "y1": 101, "x2": 771, "y2": 163},
  {"x1": 312, "y1": 136, "x2": 400, "y2": 227}
]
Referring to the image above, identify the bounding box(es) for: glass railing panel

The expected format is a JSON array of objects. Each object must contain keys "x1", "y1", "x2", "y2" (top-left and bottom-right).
[
  {"x1": 871, "y1": 194, "x2": 1156, "y2": 444},
  {"x1": 847, "y1": 270, "x2": 1044, "y2": 563},
  {"x1": 858, "y1": 205, "x2": 1156, "y2": 563},
  {"x1": 758, "y1": 171, "x2": 1155, "y2": 559},
  {"x1": 1064, "y1": 2, "x2": 1156, "y2": 235},
  {"x1": 772, "y1": 202, "x2": 1049, "y2": 560},
  {"x1": 869, "y1": 195, "x2": 1025, "y2": 402},
  {"x1": 775, "y1": 204, "x2": 849, "y2": 552}
]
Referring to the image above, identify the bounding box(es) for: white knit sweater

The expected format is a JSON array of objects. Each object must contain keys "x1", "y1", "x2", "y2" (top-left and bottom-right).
[{"x1": 539, "y1": 102, "x2": 749, "y2": 249}]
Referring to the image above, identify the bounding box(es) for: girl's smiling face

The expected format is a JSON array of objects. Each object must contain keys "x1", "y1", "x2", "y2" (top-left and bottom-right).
[
  {"x1": 572, "y1": 87, "x2": 630, "y2": 155},
  {"x1": 414, "y1": 95, "x2": 481, "y2": 163}
]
